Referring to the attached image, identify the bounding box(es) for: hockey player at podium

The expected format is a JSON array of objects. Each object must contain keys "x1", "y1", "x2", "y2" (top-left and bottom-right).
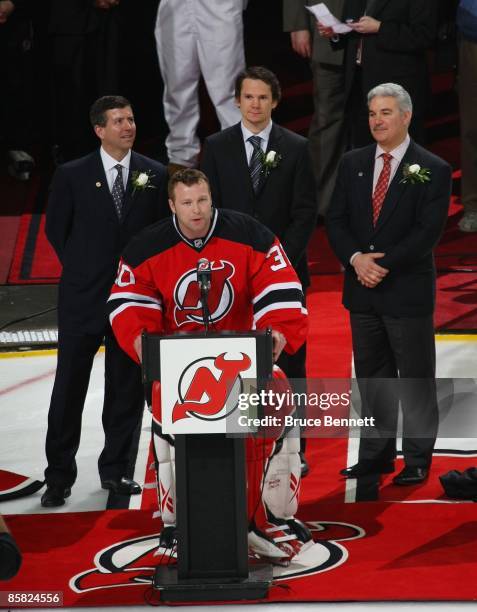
[{"x1": 108, "y1": 169, "x2": 312, "y2": 565}]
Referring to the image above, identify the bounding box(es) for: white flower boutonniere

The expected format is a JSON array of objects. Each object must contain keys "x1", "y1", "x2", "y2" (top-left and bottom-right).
[
  {"x1": 131, "y1": 170, "x2": 156, "y2": 195},
  {"x1": 400, "y1": 163, "x2": 431, "y2": 185},
  {"x1": 260, "y1": 150, "x2": 282, "y2": 177}
]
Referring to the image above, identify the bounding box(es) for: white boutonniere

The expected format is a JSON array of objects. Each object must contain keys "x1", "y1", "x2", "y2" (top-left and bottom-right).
[
  {"x1": 400, "y1": 163, "x2": 431, "y2": 184},
  {"x1": 259, "y1": 150, "x2": 282, "y2": 177},
  {"x1": 131, "y1": 170, "x2": 156, "y2": 195}
]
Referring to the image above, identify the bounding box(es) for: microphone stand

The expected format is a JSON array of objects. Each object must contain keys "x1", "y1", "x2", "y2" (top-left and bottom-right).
[{"x1": 199, "y1": 282, "x2": 211, "y2": 333}]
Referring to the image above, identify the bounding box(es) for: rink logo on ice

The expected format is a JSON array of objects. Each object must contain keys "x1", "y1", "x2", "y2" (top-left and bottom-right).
[
  {"x1": 172, "y1": 352, "x2": 252, "y2": 423},
  {"x1": 69, "y1": 521, "x2": 365, "y2": 593},
  {"x1": 0, "y1": 469, "x2": 44, "y2": 502},
  {"x1": 173, "y1": 260, "x2": 235, "y2": 326}
]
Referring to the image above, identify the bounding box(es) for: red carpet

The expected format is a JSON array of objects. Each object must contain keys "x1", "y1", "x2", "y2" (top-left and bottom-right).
[
  {"x1": 5, "y1": 503, "x2": 477, "y2": 605},
  {"x1": 0, "y1": 167, "x2": 34, "y2": 283},
  {"x1": 7, "y1": 209, "x2": 61, "y2": 284},
  {"x1": 435, "y1": 272, "x2": 477, "y2": 331},
  {"x1": 435, "y1": 197, "x2": 477, "y2": 267}
]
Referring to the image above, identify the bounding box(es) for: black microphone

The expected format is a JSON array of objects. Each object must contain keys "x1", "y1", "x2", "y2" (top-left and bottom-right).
[{"x1": 196, "y1": 258, "x2": 211, "y2": 292}]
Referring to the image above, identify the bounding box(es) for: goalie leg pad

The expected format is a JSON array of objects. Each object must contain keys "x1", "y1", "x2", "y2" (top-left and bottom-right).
[
  {"x1": 263, "y1": 429, "x2": 301, "y2": 520},
  {"x1": 152, "y1": 425, "x2": 176, "y2": 527},
  {"x1": 245, "y1": 435, "x2": 274, "y2": 524}
]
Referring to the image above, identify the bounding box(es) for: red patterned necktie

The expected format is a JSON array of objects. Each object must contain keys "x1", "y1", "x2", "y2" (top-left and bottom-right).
[{"x1": 372, "y1": 152, "x2": 392, "y2": 226}]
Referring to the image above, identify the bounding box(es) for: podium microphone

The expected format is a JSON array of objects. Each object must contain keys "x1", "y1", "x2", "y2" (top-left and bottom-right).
[
  {"x1": 196, "y1": 258, "x2": 212, "y2": 331},
  {"x1": 196, "y1": 258, "x2": 211, "y2": 292}
]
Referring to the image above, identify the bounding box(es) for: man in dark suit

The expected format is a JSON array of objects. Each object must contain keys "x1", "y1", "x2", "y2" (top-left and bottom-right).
[
  {"x1": 42, "y1": 95, "x2": 167, "y2": 507},
  {"x1": 326, "y1": 83, "x2": 452, "y2": 485},
  {"x1": 201, "y1": 66, "x2": 316, "y2": 474},
  {"x1": 335, "y1": 0, "x2": 436, "y2": 148}
]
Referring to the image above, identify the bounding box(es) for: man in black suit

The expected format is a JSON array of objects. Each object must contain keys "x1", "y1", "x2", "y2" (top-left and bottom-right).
[
  {"x1": 42, "y1": 95, "x2": 167, "y2": 507},
  {"x1": 201, "y1": 66, "x2": 316, "y2": 474},
  {"x1": 326, "y1": 83, "x2": 452, "y2": 485},
  {"x1": 335, "y1": 0, "x2": 436, "y2": 148}
]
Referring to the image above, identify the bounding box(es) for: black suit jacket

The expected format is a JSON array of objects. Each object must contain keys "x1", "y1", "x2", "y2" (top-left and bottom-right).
[
  {"x1": 46, "y1": 149, "x2": 168, "y2": 334},
  {"x1": 201, "y1": 123, "x2": 316, "y2": 287},
  {"x1": 340, "y1": 0, "x2": 436, "y2": 117},
  {"x1": 326, "y1": 139, "x2": 452, "y2": 316},
  {"x1": 49, "y1": 0, "x2": 103, "y2": 35}
]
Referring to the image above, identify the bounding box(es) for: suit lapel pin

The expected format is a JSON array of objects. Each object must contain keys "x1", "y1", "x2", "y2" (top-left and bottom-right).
[
  {"x1": 96, "y1": 181, "x2": 102, "y2": 188},
  {"x1": 358, "y1": 172, "x2": 364, "y2": 177}
]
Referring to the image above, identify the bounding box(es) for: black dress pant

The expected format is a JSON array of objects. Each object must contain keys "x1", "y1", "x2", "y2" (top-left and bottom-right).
[
  {"x1": 350, "y1": 311, "x2": 438, "y2": 468},
  {"x1": 44, "y1": 326, "x2": 144, "y2": 487}
]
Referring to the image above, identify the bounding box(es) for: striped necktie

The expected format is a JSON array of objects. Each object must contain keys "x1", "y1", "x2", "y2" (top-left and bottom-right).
[
  {"x1": 248, "y1": 135, "x2": 263, "y2": 193},
  {"x1": 372, "y1": 153, "x2": 392, "y2": 226},
  {"x1": 111, "y1": 164, "x2": 125, "y2": 219}
]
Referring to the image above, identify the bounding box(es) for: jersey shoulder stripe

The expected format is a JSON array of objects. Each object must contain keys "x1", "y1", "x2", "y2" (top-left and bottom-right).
[
  {"x1": 122, "y1": 216, "x2": 180, "y2": 268},
  {"x1": 215, "y1": 209, "x2": 276, "y2": 254}
]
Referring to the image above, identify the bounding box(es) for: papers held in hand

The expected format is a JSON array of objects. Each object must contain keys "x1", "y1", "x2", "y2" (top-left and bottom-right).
[{"x1": 305, "y1": 2, "x2": 353, "y2": 34}]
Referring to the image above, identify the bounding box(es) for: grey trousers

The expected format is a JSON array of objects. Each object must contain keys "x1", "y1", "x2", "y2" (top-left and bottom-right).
[{"x1": 308, "y1": 61, "x2": 346, "y2": 216}]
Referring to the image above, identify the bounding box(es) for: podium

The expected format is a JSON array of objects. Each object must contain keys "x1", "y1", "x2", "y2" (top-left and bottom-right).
[{"x1": 141, "y1": 330, "x2": 274, "y2": 602}]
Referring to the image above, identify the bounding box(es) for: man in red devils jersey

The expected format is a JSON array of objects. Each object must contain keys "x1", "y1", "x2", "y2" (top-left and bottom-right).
[{"x1": 108, "y1": 169, "x2": 310, "y2": 564}]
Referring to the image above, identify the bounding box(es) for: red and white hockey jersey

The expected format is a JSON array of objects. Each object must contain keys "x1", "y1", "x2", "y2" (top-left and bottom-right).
[{"x1": 108, "y1": 208, "x2": 308, "y2": 362}]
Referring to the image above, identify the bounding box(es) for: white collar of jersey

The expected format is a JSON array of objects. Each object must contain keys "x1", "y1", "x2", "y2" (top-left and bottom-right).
[{"x1": 172, "y1": 207, "x2": 218, "y2": 250}]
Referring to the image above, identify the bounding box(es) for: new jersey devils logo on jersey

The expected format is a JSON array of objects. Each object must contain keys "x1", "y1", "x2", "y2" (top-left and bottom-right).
[
  {"x1": 172, "y1": 352, "x2": 251, "y2": 423},
  {"x1": 174, "y1": 260, "x2": 235, "y2": 326}
]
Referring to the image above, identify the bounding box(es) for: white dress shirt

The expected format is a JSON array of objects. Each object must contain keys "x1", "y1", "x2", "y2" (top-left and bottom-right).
[
  {"x1": 100, "y1": 147, "x2": 131, "y2": 192},
  {"x1": 372, "y1": 134, "x2": 410, "y2": 191},
  {"x1": 240, "y1": 121, "x2": 273, "y2": 164}
]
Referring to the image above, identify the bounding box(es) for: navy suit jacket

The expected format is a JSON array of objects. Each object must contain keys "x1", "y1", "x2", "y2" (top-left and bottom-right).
[
  {"x1": 46, "y1": 149, "x2": 168, "y2": 334},
  {"x1": 326, "y1": 139, "x2": 452, "y2": 316},
  {"x1": 201, "y1": 122, "x2": 316, "y2": 287}
]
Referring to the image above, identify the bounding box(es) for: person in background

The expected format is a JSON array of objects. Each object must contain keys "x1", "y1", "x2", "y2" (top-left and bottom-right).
[
  {"x1": 154, "y1": 0, "x2": 245, "y2": 174},
  {"x1": 283, "y1": 0, "x2": 346, "y2": 218},
  {"x1": 0, "y1": 0, "x2": 36, "y2": 180},
  {"x1": 42, "y1": 95, "x2": 167, "y2": 508},
  {"x1": 201, "y1": 66, "x2": 316, "y2": 476},
  {"x1": 327, "y1": 83, "x2": 452, "y2": 486},
  {"x1": 49, "y1": 0, "x2": 122, "y2": 162},
  {"x1": 320, "y1": 0, "x2": 437, "y2": 149}
]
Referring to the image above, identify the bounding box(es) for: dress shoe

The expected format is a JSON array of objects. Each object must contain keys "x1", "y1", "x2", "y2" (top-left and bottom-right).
[
  {"x1": 299, "y1": 451, "x2": 310, "y2": 478},
  {"x1": 101, "y1": 477, "x2": 142, "y2": 495},
  {"x1": 340, "y1": 460, "x2": 395, "y2": 478},
  {"x1": 41, "y1": 485, "x2": 71, "y2": 508},
  {"x1": 392, "y1": 466, "x2": 428, "y2": 486}
]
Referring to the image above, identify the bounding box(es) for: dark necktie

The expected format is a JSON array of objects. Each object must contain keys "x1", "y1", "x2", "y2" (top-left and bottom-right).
[
  {"x1": 372, "y1": 153, "x2": 392, "y2": 226},
  {"x1": 111, "y1": 163, "x2": 125, "y2": 219},
  {"x1": 248, "y1": 135, "x2": 263, "y2": 193}
]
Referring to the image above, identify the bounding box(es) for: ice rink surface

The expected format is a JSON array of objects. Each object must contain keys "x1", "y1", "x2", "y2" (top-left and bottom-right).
[{"x1": 1, "y1": 337, "x2": 476, "y2": 611}]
